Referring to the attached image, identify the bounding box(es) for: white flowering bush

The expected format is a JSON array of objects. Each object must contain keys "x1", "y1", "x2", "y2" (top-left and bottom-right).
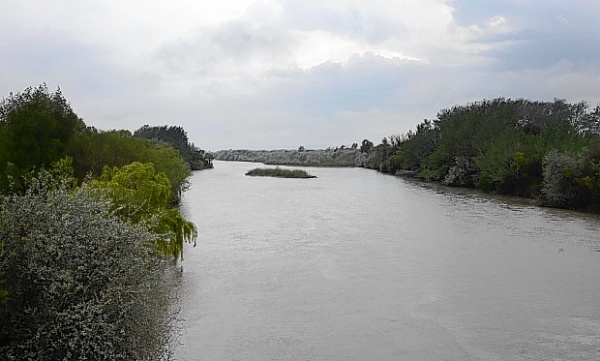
[
  {"x1": 541, "y1": 150, "x2": 583, "y2": 208},
  {"x1": 443, "y1": 156, "x2": 477, "y2": 187},
  {"x1": 0, "y1": 172, "x2": 176, "y2": 360}
]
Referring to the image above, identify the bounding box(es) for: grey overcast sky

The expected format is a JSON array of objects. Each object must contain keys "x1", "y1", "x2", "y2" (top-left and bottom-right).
[{"x1": 1, "y1": 0, "x2": 599, "y2": 150}]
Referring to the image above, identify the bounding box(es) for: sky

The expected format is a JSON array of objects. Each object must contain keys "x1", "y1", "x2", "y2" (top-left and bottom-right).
[{"x1": 1, "y1": 0, "x2": 599, "y2": 150}]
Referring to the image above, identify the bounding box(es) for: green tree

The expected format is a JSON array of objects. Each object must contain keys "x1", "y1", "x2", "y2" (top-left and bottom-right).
[
  {"x1": 92, "y1": 162, "x2": 197, "y2": 260},
  {"x1": 0, "y1": 84, "x2": 85, "y2": 192},
  {"x1": 401, "y1": 119, "x2": 438, "y2": 171},
  {"x1": 68, "y1": 129, "x2": 191, "y2": 203},
  {"x1": 473, "y1": 128, "x2": 539, "y2": 195},
  {"x1": 387, "y1": 97, "x2": 600, "y2": 198},
  {"x1": 134, "y1": 125, "x2": 213, "y2": 170}
]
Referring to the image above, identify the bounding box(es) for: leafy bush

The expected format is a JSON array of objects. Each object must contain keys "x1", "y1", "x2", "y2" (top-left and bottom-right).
[
  {"x1": 541, "y1": 150, "x2": 583, "y2": 208},
  {"x1": 0, "y1": 172, "x2": 176, "y2": 360},
  {"x1": 418, "y1": 148, "x2": 448, "y2": 181},
  {"x1": 443, "y1": 156, "x2": 477, "y2": 186}
]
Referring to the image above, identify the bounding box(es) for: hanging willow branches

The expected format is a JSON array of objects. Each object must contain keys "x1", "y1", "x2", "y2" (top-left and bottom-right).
[{"x1": 92, "y1": 162, "x2": 197, "y2": 260}]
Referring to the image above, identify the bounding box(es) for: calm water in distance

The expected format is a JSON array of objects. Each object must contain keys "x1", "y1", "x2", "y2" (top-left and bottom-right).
[{"x1": 175, "y1": 161, "x2": 600, "y2": 361}]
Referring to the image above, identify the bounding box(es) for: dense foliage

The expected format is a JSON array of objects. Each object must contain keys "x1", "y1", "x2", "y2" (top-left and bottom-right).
[
  {"x1": 363, "y1": 98, "x2": 600, "y2": 211},
  {"x1": 92, "y1": 162, "x2": 197, "y2": 260},
  {"x1": 0, "y1": 85, "x2": 195, "y2": 203},
  {"x1": 67, "y1": 129, "x2": 192, "y2": 203},
  {"x1": 134, "y1": 125, "x2": 214, "y2": 170},
  {"x1": 0, "y1": 84, "x2": 207, "y2": 359},
  {"x1": 245, "y1": 167, "x2": 317, "y2": 178},
  {"x1": 0, "y1": 84, "x2": 85, "y2": 192},
  {"x1": 0, "y1": 172, "x2": 176, "y2": 360}
]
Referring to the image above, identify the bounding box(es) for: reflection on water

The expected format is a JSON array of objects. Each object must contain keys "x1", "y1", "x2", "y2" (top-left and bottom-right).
[{"x1": 175, "y1": 161, "x2": 600, "y2": 361}]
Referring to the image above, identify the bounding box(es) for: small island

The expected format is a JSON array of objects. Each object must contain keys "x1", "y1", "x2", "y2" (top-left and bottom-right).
[{"x1": 245, "y1": 167, "x2": 317, "y2": 178}]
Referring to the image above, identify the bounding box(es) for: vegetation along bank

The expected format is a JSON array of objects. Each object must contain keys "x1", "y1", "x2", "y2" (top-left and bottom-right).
[
  {"x1": 364, "y1": 98, "x2": 600, "y2": 212},
  {"x1": 2, "y1": 84, "x2": 600, "y2": 359},
  {"x1": 0, "y1": 84, "x2": 211, "y2": 360},
  {"x1": 219, "y1": 98, "x2": 600, "y2": 212}
]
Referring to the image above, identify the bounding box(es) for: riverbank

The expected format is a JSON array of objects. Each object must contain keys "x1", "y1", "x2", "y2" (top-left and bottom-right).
[{"x1": 214, "y1": 154, "x2": 583, "y2": 213}]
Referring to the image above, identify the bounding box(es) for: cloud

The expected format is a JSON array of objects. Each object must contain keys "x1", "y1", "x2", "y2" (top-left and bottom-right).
[
  {"x1": 0, "y1": 27, "x2": 141, "y2": 105},
  {"x1": 156, "y1": 18, "x2": 295, "y2": 78},
  {"x1": 1, "y1": 0, "x2": 599, "y2": 150},
  {"x1": 449, "y1": 0, "x2": 600, "y2": 69}
]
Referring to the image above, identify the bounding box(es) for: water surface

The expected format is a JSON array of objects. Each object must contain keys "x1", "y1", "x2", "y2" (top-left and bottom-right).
[{"x1": 176, "y1": 161, "x2": 600, "y2": 360}]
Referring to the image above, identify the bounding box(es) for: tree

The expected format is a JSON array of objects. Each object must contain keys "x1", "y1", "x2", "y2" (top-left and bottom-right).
[
  {"x1": 205, "y1": 152, "x2": 214, "y2": 167},
  {"x1": 360, "y1": 139, "x2": 374, "y2": 153},
  {"x1": 0, "y1": 84, "x2": 85, "y2": 193},
  {"x1": 67, "y1": 129, "x2": 191, "y2": 203},
  {"x1": 134, "y1": 125, "x2": 213, "y2": 170},
  {"x1": 400, "y1": 119, "x2": 438, "y2": 171},
  {"x1": 92, "y1": 162, "x2": 197, "y2": 260}
]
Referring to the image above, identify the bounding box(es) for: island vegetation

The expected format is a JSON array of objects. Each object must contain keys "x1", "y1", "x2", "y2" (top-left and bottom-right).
[
  {"x1": 0, "y1": 84, "x2": 206, "y2": 360},
  {"x1": 246, "y1": 167, "x2": 317, "y2": 178}
]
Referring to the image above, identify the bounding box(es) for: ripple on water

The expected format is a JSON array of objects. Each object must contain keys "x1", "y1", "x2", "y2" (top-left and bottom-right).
[{"x1": 175, "y1": 161, "x2": 600, "y2": 361}]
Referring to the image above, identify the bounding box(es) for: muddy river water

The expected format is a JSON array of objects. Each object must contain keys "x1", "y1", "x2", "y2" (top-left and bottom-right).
[{"x1": 175, "y1": 161, "x2": 600, "y2": 360}]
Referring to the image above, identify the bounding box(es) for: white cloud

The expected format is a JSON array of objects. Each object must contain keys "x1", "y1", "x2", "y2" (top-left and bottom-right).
[{"x1": 1, "y1": 0, "x2": 600, "y2": 150}]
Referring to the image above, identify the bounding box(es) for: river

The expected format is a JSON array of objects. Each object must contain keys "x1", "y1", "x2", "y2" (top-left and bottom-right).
[{"x1": 175, "y1": 161, "x2": 600, "y2": 361}]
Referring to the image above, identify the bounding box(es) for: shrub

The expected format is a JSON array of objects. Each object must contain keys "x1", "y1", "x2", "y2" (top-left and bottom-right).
[
  {"x1": 541, "y1": 150, "x2": 584, "y2": 208},
  {"x1": 245, "y1": 167, "x2": 316, "y2": 178},
  {"x1": 0, "y1": 172, "x2": 176, "y2": 360},
  {"x1": 443, "y1": 156, "x2": 477, "y2": 187}
]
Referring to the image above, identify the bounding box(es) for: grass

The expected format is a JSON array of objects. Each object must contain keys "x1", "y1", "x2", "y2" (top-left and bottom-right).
[{"x1": 245, "y1": 167, "x2": 317, "y2": 178}]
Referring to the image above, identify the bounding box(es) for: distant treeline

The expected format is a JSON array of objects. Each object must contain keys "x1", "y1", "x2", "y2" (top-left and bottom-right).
[
  {"x1": 134, "y1": 125, "x2": 213, "y2": 170},
  {"x1": 361, "y1": 98, "x2": 600, "y2": 211},
  {"x1": 0, "y1": 84, "x2": 208, "y2": 359},
  {"x1": 214, "y1": 147, "x2": 364, "y2": 167}
]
